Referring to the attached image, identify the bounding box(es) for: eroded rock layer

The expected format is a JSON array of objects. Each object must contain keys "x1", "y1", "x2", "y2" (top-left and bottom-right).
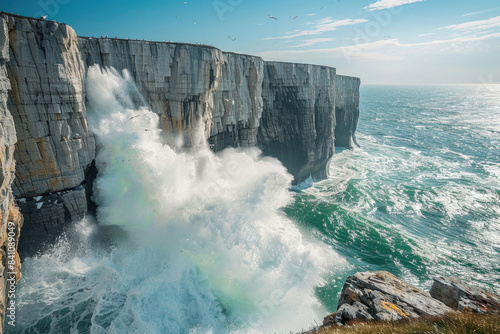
[{"x1": 4, "y1": 15, "x2": 95, "y2": 197}]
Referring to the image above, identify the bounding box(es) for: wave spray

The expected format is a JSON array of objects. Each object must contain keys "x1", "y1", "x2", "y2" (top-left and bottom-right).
[{"x1": 12, "y1": 66, "x2": 345, "y2": 333}]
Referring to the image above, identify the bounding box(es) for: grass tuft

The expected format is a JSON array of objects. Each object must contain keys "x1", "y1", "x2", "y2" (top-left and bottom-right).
[{"x1": 304, "y1": 312, "x2": 500, "y2": 334}]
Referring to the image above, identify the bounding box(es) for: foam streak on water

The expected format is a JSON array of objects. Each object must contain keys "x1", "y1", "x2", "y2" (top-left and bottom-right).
[{"x1": 11, "y1": 66, "x2": 345, "y2": 334}]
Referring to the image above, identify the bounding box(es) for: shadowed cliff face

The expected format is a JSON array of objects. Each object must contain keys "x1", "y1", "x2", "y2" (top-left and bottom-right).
[
  {"x1": 76, "y1": 37, "x2": 360, "y2": 187},
  {"x1": 258, "y1": 62, "x2": 337, "y2": 185},
  {"x1": 334, "y1": 75, "x2": 360, "y2": 149}
]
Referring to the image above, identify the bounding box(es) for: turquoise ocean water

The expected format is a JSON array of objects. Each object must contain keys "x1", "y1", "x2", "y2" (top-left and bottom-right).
[
  {"x1": 7, "y1": 81, "x2": 500, "y2": 333},
  {"x1": 291, "y1": 84, "x2": 500, "y2": 312}
]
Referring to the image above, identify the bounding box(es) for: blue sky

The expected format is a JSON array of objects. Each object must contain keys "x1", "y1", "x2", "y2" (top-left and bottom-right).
[{"x1": 2, "y1": 0, "x2": 500, "y2": 84}]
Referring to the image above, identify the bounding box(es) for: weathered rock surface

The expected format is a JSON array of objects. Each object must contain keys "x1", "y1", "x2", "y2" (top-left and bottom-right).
[
  {"x1": 3, "y1": 14, "x2": 95, "y2": 198},
  {"x1": 334, "y1": 75, "x2": 360, "y2": 149},
  {"x1": 0, "y1": 15, "x2": 22, "y2": 333},
  {"x1": 430, "y1": 276, "x2": 500, "y2": 313},
  {"x1": 78, "y1": 40, "x2": 353, "y2": 186},
  {"x1": 324, "y1": 271, "x2": 453, "y2": 326},
  {"x1": 15, "y1": 187, "x2": 87, "y2": 258},
  {"x1": 79, "y1": 38, "x2": 264, "y2": 149},
  {"x1": 0, "y1": 14, "x2": 97, "y2": 279},
  {"x1": 258, "y1": 62, "x2": 337, "y2": 184}
]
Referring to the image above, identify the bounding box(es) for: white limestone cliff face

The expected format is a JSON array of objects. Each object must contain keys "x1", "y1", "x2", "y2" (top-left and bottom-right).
[
  {"x1": 258, "y1": 62, "x2": 337, "y2": 184},
  {"x1": 77, "y1": 39, "x2": 359, "y2": 187},
  {"x1": 78, "y1": 38, "x2": 264, "y2": 149},
  {"x1": 1, "y1": 13, "x2": 94, "y2": 258},
  {"x1": 4, "y1": 15, "x2": 95, "y2": 197}
]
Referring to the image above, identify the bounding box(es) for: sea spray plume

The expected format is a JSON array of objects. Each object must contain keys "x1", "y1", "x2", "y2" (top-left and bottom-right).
[
  {"x1": 87, "y1": 65, "x2": 347, "y2": 331},
  {"x1": 13, "y1": 65, "x2": 347, "y2": 333}
]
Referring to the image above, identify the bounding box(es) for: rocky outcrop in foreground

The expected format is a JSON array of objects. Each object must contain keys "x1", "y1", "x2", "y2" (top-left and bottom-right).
[
  {"x1": 318, "y1": 271, "x2": 499, "y2": 331},
  {"x1": 323, "y1": 271, "x2": 453, "y2": 326}
]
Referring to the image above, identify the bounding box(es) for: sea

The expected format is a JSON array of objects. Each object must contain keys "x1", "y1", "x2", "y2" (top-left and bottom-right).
[{"x1": 6, "y1": 69, "x2": 500, "y2": 334}]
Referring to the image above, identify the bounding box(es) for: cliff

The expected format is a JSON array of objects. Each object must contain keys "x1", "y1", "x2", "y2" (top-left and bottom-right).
[
  {"x1": 1, "y1": 13, "x2": 95, "y2": 258},
  {"x1": 334, "y1": 75, "x2": 360, "y2": 149},
  {"x1": 0, "y1": 14, "x2": 22, "y2": 330},
  {"x1": 78, "y1": 37, "x2": 264, "y2": 150},
  {"x1": 0, "y1": 12, "x2": 360, "y2": 331},
  {"x1": 259, "y1": 62, "x2": 337, "y2": 183}
]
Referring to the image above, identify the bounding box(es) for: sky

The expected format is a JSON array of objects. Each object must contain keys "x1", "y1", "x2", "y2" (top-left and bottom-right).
[{"x1": 2, "y1": 0, "x2": 500, "y2": 84}]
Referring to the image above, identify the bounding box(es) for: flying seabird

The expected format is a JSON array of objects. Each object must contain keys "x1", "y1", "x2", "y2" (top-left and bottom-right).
[
  {"x1": 268, "y1": 15, "x2": 278, "y2": 20},
  {"x1": 124, "y1": 115, "x2": 141, "y2": 124},
  {"x1": 228, "y1": 35, "x2": 236, "y2": 41},
  {"x1": 40, "y1": 15, "x2": 47, "y2": 20},
  {"x1": 291, "y1": 16, "x2": 298, "y2": 20}
]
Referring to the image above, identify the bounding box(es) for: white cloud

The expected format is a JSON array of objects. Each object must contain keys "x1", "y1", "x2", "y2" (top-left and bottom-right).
[
  {"x1": 461, "y1": 7, "x2": 499, "y2": 18},
  {"x1": 264, "y1": 17, "x2": 368, "y2": 40},
  {"x1": 364, "y1": 0, "x2": 425, "y2": 11},
  {"x1": 440, "y1": 15, "x2": 500, "y2": 32},
  {"x1": 258, "y1": 32, "x2": 500, "y2": 61},
  {"x1": 306, "y1": 13, "x2": 318, "y2": 17},
  {"x1": 288, "y1": 38, "x2": 335, "y2": 48},
  {"x1": 398, "y1": 32, "x2": 500, "y2": 47},
  {"x1": 418, "y1": 33, "x2": 435, "y2": 37}
]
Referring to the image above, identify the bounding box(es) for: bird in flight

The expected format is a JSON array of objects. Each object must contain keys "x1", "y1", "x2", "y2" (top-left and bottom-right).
[
  {"x1": 228, "y1": 36, "x2": 236, "y2": 41},
  {"x1": 268, "y1": 15, "x2": 278, "y2": 20},
  {"x1": 291, "y1": 16, "x2": 298, "y2": 20},
  {"x1": 124, "y1": 115, "x2": 141, "y2": 124}
]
